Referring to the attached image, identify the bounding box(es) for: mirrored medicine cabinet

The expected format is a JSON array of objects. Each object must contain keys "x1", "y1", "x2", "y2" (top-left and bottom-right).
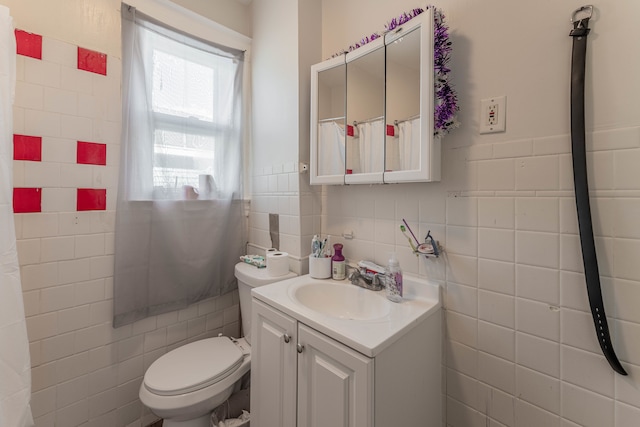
[{"x1": 310, "y1": 9, "x2": 440, "y2": 185}]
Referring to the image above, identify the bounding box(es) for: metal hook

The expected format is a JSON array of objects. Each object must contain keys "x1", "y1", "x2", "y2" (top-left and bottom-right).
[
  {"x1": 425, "y1": 230, "x2": 439, "y2": 258},
  {"x1": 571, "y1": 5, "x2": 593, "y2": 25}
]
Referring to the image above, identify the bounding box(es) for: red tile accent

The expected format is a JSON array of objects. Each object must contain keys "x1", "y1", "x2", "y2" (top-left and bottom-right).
[
  {"x1": 13, "y1": 188, "x2": 42, "y2": 213},
  {"x1": 13, "y1": 135, "x2": 42, "y2": 161},
  {"x1": 15, "y1": 30, "x2": 42, "y2": 60},
  {"x1": 77, "y1": 188, "x2": 106, "y2": 211},
  {"x1": 77, "y1": 141, "x2": 107, "y2": 166},
  {"x1": 386, "y1": 124, "x2": 395, "y2": 137},
  {"x1": 77, "y1": 47, "x2": 107, "y2": 76}
]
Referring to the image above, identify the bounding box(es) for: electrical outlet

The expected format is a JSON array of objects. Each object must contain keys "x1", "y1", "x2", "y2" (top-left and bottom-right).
[
  {"x1": 487, "y1": 103, "x2": 498, "y2": 125},
  {"x1": 480, "y1": 95, "x2": 506, "y2": 134}
]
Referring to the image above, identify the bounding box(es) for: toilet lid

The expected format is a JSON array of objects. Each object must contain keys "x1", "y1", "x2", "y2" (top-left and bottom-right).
[{"x1": 144, "y1": 337, "x2": 244, "y2": 396}]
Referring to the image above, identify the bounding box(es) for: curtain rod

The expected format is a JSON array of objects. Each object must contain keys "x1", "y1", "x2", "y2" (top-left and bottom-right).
[
  {"x1": 393, "y1": 114, "x2": 420, "y2": 125},
  {"x1": 318, "y1": 116, "x2": 345, "y2": 123},
  {"x1": 353, "y1": 115, "x2": 384, "y2": 125}
]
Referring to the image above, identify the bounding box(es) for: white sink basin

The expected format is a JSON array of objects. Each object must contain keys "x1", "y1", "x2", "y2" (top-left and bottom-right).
[
  {"x1": 253, "y1": 274, "x2": 441, "y2": 357},
  {"x1": 292, "y1": 282, "x2": 390, "y2": 320}
]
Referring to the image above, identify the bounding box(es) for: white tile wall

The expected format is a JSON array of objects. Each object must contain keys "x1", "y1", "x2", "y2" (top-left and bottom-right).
[
  {"x1": 562, "y1": 382, "x2": 614, "y2": 427},
  {"x1": 517, "y1": 332, "x2": 559, "y2": 378},
  {"x1": 305, "y1": 126, "x2": 640, "y2": 427},
  {"x1": 478, "y1": 321, "x2": 514, "y2": 362},
  {"x1": 249, "y1": 161, "x2": 318, "y2": 275},
  {"x1": 14, "y1": 35, "x2": 243, "y2": 427}
]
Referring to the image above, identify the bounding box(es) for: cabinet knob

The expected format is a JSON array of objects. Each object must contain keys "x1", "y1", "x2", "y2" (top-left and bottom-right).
[
  {"x1": 296, "y1": 343, "x2": 305, "y2": 353},
  {"x1": 283, "y1": 333, "x2": 291, "y2": 344}
]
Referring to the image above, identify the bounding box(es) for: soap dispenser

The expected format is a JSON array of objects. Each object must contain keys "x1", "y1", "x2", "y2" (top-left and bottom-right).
[{"x1": 385, "y1": 253, "x2": 403, "y2": 302}]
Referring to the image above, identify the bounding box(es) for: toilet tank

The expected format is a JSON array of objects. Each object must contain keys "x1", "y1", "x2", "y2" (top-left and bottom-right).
[{"x1": 234, "y1": 262, "x2": 297, "y2": 344}]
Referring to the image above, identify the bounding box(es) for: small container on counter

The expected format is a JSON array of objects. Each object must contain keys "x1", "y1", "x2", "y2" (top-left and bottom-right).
[
  {"x1": 309, "y1": 255, "x2": 331, "y2": 279},
  {"x1": 331, "y1": 243, "x2": 346, "y2": 280},
  {"x1": 385, "y1": 252, "x2": 403, "y2": 302}
]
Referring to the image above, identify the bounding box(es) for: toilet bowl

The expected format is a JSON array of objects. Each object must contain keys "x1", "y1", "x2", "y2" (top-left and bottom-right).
[{"x1": 139, "y1": 262, "x2": 297, "y2": 427}]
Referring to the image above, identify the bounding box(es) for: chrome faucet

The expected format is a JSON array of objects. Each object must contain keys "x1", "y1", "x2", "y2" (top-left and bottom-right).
[{"x1": 347, "y1": 267, "x2": 385, "y2": 291}]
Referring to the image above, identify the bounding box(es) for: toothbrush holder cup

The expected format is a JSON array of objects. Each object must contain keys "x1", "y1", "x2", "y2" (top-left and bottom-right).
[{"x1": 309, "y1": 256, "x2": 331, "y2": 279}]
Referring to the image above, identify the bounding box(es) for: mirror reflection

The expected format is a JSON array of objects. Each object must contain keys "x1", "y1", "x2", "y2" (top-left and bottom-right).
[
  {"x1": 316, "y1": 63, "x2": 346, "y2": 177},
  {"x1": 385, "y1": 27, "x2": 421, "y2": 172},
  {"x1": 345, "y1": 46, "x2": 385, "y2": 176}
]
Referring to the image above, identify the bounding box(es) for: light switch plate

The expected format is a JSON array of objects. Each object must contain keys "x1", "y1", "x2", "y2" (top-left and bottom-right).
[{"x1": 480, "y1": 95, "x2": 506, "y2": 134}]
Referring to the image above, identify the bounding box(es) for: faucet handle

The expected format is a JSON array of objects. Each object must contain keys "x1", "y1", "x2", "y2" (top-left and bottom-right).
[
  {"x1": 360, "y1": 271, "x2": 381, "y2": 286},
  {"x1": 370, "y1": 273, "x2": 381, "y2": 286},
  {"x1": 346, "y1": 264, "x2": 360, "y2": 278}
]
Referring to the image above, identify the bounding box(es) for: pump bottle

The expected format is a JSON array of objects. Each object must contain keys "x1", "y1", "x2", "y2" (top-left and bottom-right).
[
  {"x1": 385, "y1": 253, "x2": 403, "y2": 302},
  {"x1": 332, "y1": 243, "x2": 346, "y2": 280}
]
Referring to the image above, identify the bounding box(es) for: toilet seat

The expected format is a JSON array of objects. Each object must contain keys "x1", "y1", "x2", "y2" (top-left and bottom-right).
[{"x1": 144, "y1": 337, "x2": 244, "y2": 396}]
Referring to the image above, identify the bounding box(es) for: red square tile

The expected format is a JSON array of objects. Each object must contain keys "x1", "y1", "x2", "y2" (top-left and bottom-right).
[
  {"x1": 13, "y1": 188, "x2": 41, "y2": 213},
  {"x1": 77, "y1": 141, "x2": 107, "y2": 166},
  {"x1": 13, "y1": 135, "x2": 42, "y2": 161},
  {"x1": 77, "y1": 47, "x2": 107, "y2": 76},
  {"x1": 15, "y1": 29, "x2": 42, "y2": 60},
  {"x1": 77, "y1": 188, "x2": 106, "y2": 211}
]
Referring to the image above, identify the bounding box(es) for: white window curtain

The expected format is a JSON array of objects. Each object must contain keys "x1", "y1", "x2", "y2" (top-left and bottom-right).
[
  {"x1": 114, "y1": 5, "x2": 246, "y2": 328},
  {"x1": 0, "y1": 6, "x2": 34, "y2": 427}
]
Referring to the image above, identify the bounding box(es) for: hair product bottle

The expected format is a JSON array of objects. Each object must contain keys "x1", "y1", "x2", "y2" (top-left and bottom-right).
[{"x1": 331, "y1": 243, "x2": 346, "y2": 280}]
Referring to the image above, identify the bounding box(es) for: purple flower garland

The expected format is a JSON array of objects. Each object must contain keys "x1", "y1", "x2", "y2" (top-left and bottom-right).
[
  {"x1": 330, "y1": 5, "x2": 459, "y2": 137},
  {"x1": 432, "y1": 7, "x2": 459, "y2": 137},
  {"x1": 386, "y1": 8, "x2": 425, "y2": 32}
]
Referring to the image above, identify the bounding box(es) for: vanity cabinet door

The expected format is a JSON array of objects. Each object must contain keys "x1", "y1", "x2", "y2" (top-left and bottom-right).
[
  {"x1": 297, "y1": 324, "x2": 373, "y2": 427},
  {"x1": 251, "y1": 300, "x2": 298, "y2": 427}
]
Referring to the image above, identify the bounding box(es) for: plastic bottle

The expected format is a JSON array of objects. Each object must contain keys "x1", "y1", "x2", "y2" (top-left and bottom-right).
[
  {"x1": 385, "y1": 253, "x2": 403, "y2": 302},
  {"x1": 332, "y1": 243, "x2": 346, "y2": 280}
]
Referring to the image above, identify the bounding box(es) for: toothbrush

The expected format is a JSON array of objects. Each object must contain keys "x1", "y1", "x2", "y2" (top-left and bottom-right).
[
  {"x1": 400, "y1": 225, "x2": 417, "y2": 252},
  {"x1": 323, "y1": 235, "x2": 331, "y2": 257},
  {"x1": 311, "y1": 235, "x2": 320, "y2": 257},
  {"x1": 402, "y1": 219, "x2": 421, "y2": 246}
]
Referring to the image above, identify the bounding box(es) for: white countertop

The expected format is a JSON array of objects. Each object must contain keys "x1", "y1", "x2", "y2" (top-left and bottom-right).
[{"x1": 251, "y1": 273, "x2": 442, "y2": 357}]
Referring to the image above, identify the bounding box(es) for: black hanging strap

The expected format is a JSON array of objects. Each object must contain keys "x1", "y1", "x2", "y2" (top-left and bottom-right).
[{"x1": 569, "y1": 5, "x2": 627, "y2": 376}]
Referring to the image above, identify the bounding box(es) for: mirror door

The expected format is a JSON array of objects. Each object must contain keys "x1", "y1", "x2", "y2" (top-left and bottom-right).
[
  {"x1": 385, "y1": 25, "x2": 420, "y2": 172},
  {"x1": 310, "y1": 56, "x2": 346, "y2": 185},
  {"x1": 345, "y1": 38, "x2": 385, "y2": 184},
  {"x1": 384, "y1": 10, "x2": 440, "y2": 183}
]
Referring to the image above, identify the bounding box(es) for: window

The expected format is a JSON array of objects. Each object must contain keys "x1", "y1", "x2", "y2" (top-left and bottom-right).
[
  {"x1": 150, "y1": 41, "x2": 238, "y2": 196},
  {"x1": 121, "y1": 10, "x2": 244, "y2": 200}
]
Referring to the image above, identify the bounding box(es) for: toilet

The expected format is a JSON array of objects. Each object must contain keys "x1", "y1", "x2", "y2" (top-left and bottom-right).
[{"x1": 139, "y1": 262, "x2": 297, "y2": 427}]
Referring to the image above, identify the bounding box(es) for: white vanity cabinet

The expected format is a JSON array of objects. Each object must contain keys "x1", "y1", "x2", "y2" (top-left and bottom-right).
[
  {"x1": 251, "y1": 300, "x2": 372, "y2": 427},
  {"x1": 297, "y1": 323, "x2": 373, "y2": 427},
  {"x1": 251, "y1": 296, "x2": 442, "y2": 427},
  {"x1": 251, "y1": 300, "x2": 297, "y2": 427}
]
